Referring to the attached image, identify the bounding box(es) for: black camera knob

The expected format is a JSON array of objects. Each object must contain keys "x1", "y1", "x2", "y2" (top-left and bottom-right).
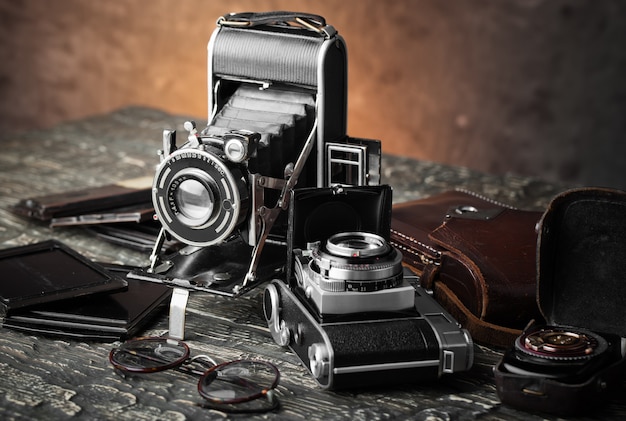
[{"x1": 308, "y1": 343, "x2": 330, "y2": 379}]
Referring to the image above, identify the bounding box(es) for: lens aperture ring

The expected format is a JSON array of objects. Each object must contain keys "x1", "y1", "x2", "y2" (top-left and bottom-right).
[{"x1": 310, "y1": 260, "x2": 403, "y2": 292}]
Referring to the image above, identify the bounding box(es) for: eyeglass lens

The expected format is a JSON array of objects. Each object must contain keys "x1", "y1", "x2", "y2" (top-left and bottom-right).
[
  {"x1": 198, "y1": 359, "x2": 280, "y2": 404},
  {"x1": 109, "y1": 337, "x2": 190, "y2": 373}
]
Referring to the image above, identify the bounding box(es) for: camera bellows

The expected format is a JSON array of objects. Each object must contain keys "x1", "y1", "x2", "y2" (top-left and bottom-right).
[{"x1": 202, "y1": 84, "x2": 315, "y2": 179}]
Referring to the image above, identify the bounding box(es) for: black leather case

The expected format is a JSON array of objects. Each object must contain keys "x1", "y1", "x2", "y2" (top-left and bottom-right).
[{"x1": 494, "y1": 187, "x2": 626, "y2": 416}]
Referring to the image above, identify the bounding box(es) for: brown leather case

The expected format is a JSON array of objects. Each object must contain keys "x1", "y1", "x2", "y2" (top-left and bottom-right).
[{"x1": 391, "y1": 190, "x2": 544, "y2": 348}]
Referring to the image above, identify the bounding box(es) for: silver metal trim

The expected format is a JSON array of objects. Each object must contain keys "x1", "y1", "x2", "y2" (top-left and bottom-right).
[
  {"x1": 315, "y1": 34, "x2": 347, "y2": 187},
  {"x1": 333, "y1": 359, "x2": 440, "y2": 375},
  {"x1": 206, "y1": 27, "x2": 221, "y2": 124},
  {"x1": 168, "y1": 287, "x2": 190, "y2": 340}
]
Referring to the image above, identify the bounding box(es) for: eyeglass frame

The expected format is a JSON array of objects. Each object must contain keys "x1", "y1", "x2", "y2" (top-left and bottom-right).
[{"x1": 108, "y1": 336, "x2": 280, "y2": 413}]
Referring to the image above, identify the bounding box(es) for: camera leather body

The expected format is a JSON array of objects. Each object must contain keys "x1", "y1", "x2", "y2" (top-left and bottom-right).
[
  {"x1": 494, "y1": 187, "x2": 626, "y2": 416},
  {"x1": 390, "y1": 190, "x2": 544, "y2": 348}
]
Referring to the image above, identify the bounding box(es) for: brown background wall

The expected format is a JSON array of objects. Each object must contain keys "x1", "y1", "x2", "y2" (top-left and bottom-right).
[{"x1": 1, "y1": 0, "x2": 625, "y2": 189}]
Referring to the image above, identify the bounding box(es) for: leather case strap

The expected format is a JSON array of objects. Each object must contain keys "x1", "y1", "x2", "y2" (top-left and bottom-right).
[{"x1": 217, "y1": 11, "x2": 336, "y2": 37}]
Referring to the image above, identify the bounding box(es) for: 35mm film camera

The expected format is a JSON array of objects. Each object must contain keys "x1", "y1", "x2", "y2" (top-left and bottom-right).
[
  {"x1": 263, "y1": 185, "x2": 474, "y2": 389},
  {"x1": 131, "y1": 12, "x2": 380, "y2": 295}
]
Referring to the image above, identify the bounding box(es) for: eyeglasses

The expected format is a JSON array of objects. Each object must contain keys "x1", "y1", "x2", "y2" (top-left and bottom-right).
[{"x1": 109, "y1": 337, "x2": 280, "y2": 413}]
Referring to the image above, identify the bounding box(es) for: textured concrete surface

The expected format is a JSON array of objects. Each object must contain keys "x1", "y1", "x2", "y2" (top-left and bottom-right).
[{"x1": 1, "y1": 0, "x2": 625, "y2": 189}]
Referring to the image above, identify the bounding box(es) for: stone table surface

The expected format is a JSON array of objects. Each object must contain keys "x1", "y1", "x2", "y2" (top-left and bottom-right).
[{"x1": 0, "y1": 107, "x2": 623, "y2": 420}]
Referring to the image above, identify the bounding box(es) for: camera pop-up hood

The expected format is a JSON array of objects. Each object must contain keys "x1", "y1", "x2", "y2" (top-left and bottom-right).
[{"x1": 285, "y1": 184, "x2": 393, "y2": 284}]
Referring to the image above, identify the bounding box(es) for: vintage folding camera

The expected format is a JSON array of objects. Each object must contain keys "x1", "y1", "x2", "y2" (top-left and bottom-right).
[
  {"x1": 494, "y1": 188, "x2": 626, "y2": 416},
  {"x1": 262, "y1": 185, "x2": 474, "y2": 389},
  {"x1": 130, "y1": 12, "x2": 381, "y2": 295}
]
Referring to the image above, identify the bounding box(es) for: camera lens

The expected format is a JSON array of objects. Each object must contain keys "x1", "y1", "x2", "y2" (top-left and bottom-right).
[
  {"x1": 152, "y1": 148, "x2": 250, "y2": 247},
  {"x1": 310, "y1": 232, "x2": 403, "y2": 292},
  {"x1": 175, "y1": 178, "x2": 215, "y2": 223},
  {"x1": 325, "y1": 232, "x2": 389, "y2": 258}
]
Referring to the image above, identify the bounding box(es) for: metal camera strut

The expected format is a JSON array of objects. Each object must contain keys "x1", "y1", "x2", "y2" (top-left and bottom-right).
[{"x1": 245, "y1": 119, "x2": 318, "y2": 288}]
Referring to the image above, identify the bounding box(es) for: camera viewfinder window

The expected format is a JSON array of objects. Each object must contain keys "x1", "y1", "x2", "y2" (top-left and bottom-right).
[{"x1": 327, "y1": 143, "x2": 367, "y2": 186}]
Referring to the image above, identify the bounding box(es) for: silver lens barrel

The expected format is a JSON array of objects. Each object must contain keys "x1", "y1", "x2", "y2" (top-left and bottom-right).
[
  {"x1": 309, "y1": 232, "x2": 403, "y2": 292},
  {"x1": 325, "y1": 232, "x2": 390, "y2": 258}
]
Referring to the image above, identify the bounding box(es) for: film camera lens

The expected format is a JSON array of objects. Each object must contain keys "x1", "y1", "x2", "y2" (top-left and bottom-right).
[
  {"x1": 152, "y1": 147, "x2": 251, "y2": 247},
  {"x1": 294, "y1": 231, "x2": 413, "y2": 315},
  {"x1": 174, "y1": 174, "x2": 215, "y2": 223},
  {"x1": 307, "y1": 232, "x2": 404, "y2": 293},
  {"x1": 325, "y1": 232, "x2": 390, "y2": 258}
]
